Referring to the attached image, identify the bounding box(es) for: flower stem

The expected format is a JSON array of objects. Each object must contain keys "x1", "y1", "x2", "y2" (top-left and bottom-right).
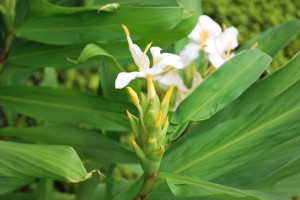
[
  {"x1": 0, "y1": 28, "x2": 14, "y2": 71},
  {"x1": 134, "y1": 173, "x2": 157, "y2": 200}
]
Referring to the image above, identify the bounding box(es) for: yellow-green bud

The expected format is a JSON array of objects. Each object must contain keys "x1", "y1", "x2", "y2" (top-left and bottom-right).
[
  {"x1": 140, "y1": 93, "x2": 148, "y2": 111},
  {"x1": 144, "y1": 110, "x2": 156, "y2": 128},
  {"x1": 160, "y1": 85, "x2": 174, "y2": 123},
  {"x1": 147, "y1": 75, "x2": 156, "y2": 100},
  {"x1": 131, "y1": 139, "x2": 146, "y2": 160},
  {"x1": 126, "y1": 110, "x2": 139, "y2": 138},
  {"x1": 127, "y1": 87, "x2": 140, "y2": 108},
  {"x1": 144, "y1": 137, "x2": 159, "y2": 155},
  {"x1": 148, "y1": 146, "x2": 165, "y2": 162}
]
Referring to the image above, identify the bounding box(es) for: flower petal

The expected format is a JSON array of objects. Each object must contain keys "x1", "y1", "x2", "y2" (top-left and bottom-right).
[
  {"x1": 115, "y1": 71, "x2": 146, "y2": 89},
  {"x1": 179, "y1": 43, "x2": 200, "y2": 67},
  {"x1": 208, "y1": 53, "x2": 225, "y2": 69},
  {"x1": 220, "y1": 27, "x2": 239, "y2": 50},
  {"x1": 188, "y1": 23, "x2": 202, "y2": 43},
  {"x1": 205, "y1": 36, "x2": 223, "y2": 54},
  {"x1": 153, "y1": 69, "x2": 188, "y2": 91},
  {"x1": 149, "y1": 47, "x2": 183, "y2": 75},
  {"x1": 127, "y1": 37, "x2": 150, "y2": 70},
  {"x1": 122, "y1": 24, "x2": 150, "y2": 70},
  {"x1": 199, "y1": 15, "x2": 222, "y2": 37}
]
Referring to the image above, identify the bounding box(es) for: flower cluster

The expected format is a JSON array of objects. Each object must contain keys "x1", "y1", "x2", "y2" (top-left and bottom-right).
[
  {"x1": 154, "y1": 15, "x2": 239, "y2": 107},
  {"x1": 115, "y1": 16, "x2": 238, "y2": 109},
  {"x1": 181, "y1": 15, "x2": 239, "y2": 69}
]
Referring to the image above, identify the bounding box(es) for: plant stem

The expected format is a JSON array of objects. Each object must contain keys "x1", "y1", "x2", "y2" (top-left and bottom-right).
[
  {"x1": 134, "y1": 173, "x2": 157, "y2": 200},
  {"x1": 0, "y1": 28, "x2": 14, "y2": 71}
]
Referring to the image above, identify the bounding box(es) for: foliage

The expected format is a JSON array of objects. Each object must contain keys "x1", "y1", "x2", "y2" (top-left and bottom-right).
[{"x1": 0, "y1": 0, "x2": 299, "y2": 200}]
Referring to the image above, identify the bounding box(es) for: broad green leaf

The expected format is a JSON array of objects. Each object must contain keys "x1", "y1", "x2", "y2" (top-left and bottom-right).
[
  {"x1": 0, "y1": 192, "x2": 75, "y2": 200},
  {"x1": 15, "y1": 7, "x2": 183, "y2": 45},
  {"x1": 239, "y1": 19, "x2": 300, "y2": 57},
  {"x1": 0, "y1": 125, "x2": 138, "y2": 163},
  {"x1": 0, "y1": 193, "x2": 36, "y2": 200},
  {"x1": 88, "y1": 0, "x2": 178, "y2": 7},
  {"x1": 0, "y1": 140, "x2": 90, "y2": 182},
  {"x1": 0, "y1": 86, "x2": 133, "y2": 131},
  {"x1": 7, "y1": 42, "x2": 92, "y2": 68},
  {"x1": 0, "y1": 178, "x2": 32, "y2": 195},
  {"x1": 213, "y1": 133, "x2": 300, "y2": 192},
  {"x1": 171, "y1": 49, "x2": 272, "y2": 125},
  {"x1": 159, "y1": 173, "x2": 288, "y2": 200},
  {"x1": 191, "y1": 51, "x2": 300, "y2": 135},
  {"x1": 97, "y1": 61, "x2": 128, "y2": 100},
  {"x1": 28, "y1": 0, "x2": 118, "y2": 18},
  {"x1": 248, "y1": 159, "x2": 300, "y2": 195},
  {"x1": 162, "y1": 81, "x2": 300, "y2": 185},
  {"x1": 0, "y1": 64, "x2": 37, "y2": 86},
  {"x1": 8, "y1": 13, "x2": 196, "y2": 68},
  {"x1": 74, "y1": 43, "x2": 123, "y2": 72}
]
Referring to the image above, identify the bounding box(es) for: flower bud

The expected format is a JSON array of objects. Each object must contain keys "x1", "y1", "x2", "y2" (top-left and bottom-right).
[
  {"x1": 160, "y1": 85, "x2": 174, "y2": 122},
  {"x1": 127, "y1": 87, "x2": 140, "y2": 108},
  {"x1": 147, "y1": 75, "x2": 156, "y2": 100},
  {"x1": 126, "y1": 110, "x2": 139, "y2": 138},
  {"x1": 140, "y1": 93, "x2": 148, "y2": 111},
  {"x1": 131, "y1": 139, "x2": 145, "y2": 160},
  {"x1": 148, "y1": 146, "x2": 165, "y2": 162},
  {"x1": 144, "y1": 137, "x2": 159, "y2": 155}
]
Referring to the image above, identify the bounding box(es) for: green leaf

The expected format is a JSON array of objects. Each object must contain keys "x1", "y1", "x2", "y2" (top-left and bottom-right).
[
  {"x1": 161, "y1": 81, "x2": 300, "y2": 186},
  {"x1": 239, "y1": 19, "x2": 300, "y2": 57},
  {"x1": 0, "y1": 125, "x2": 138, "y2": 163},
  {"x1": 248, "y1": 159, "x2": 300, "y2": 195},
  {"x1": 15, "y1": 7, "x2": 183, "y2": 45},
  {"x1": 159, "y1": 173, "x2": 288, "y2": 200},
  {"x1": 0, "y1": 86, "x2": 133, "y2": 131},
  {"x1": 171, "y1": 49, "x2": 272, "y2": 125},
  {"x1": 8, "y1": 13, "x2": 196, "y2": 68},
  {"x1": 7, "y1": 42, "x2": 92, "y2": 68},
  {"x1": 0, "y1": 178, "x2": 32, "y2": 195},
  {"x1": 191, "y1": 51, "x2": 300, "y2": 135},
  {"x1": 88, "y1": 0, "x2": 178, "y2": 7},
  {"x1": 214, "y1": 133, "x2": 300, "y2": 192},
  {"x1": 74, "y1": 43, "x2": 123, "y2": 72},
  {"x1": 0, "y1": 140, "x2": 90, "y2": 182},
  {"x1": 27, "y1": 0, "x2": 118, "y2": 18}
]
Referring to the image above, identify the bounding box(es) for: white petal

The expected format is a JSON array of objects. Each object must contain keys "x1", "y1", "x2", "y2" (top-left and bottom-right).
[
  {"x1": 150, "y1": 46, "x2": 162, "y2": 61},
  {"x1": 220, "y1": 27, "x2": 239, "y2": 50},
  {"x1": 208, "y1": 53, "x2": 225, "y2": 69},
  {"x1": 205, "y1": 37, "x2": 224, "y2": 54},
  {"x1": 149, "y1": 47, "x2": 183, "y2": 75},
  {"x1": 179, "y1": 43, "x2": 200, "y2": 67},
  {"x1": 199, "y1": 15, "x2": 222, "y2": 37},
  {"x1": 188, "y1": 23, "x2": 202, "y2": 42},
  {"x1": 115, "y1": 71, "x2": 146, "y2": 89},
  {"x1": 127, "y1": 36, "x2": 150, "y2": 70},
  {"x1": 153, "y1": 69, "x2": 188, "y2": 91}
]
